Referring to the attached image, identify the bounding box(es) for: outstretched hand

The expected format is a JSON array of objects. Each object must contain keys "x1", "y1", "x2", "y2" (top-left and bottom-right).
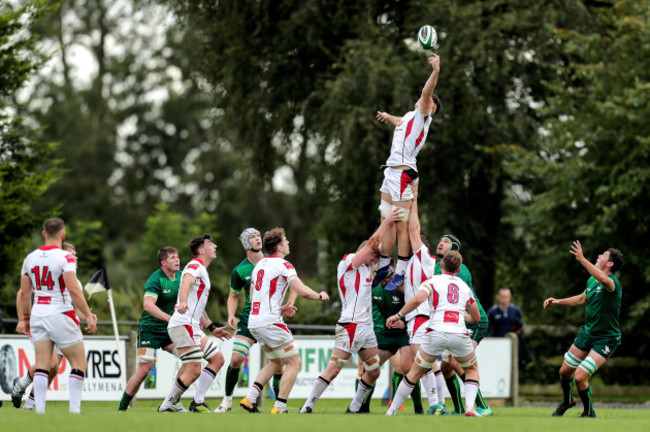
[
  {"x1": 428, "y1": 53, "x2": 440, "y2": 71},
  {"x1": 376, "y1": 111, "x2": 391, "y2": 123},
  {"x1": 570, "y1": 240, "x2": 585, "y2": 262},
  {"x1": 210, "y1": 326, "x2": 233, "y2": 340},
  {"x1": 543, "y1": 297, "x2": 560, "y2": 309}
]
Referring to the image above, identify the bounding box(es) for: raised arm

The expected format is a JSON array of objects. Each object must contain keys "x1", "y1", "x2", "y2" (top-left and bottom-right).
[
  {"x1": 376, "y1": 111, "x2": 402, "y2": 126},
  {"x1": 351, "y1": 208, "x2": 403, "y2": 268},
  {"x1": 386, "y1": 283, "x2": 429, "y2": 328},
  {"x1": 418, "y1": 53, "x2": 440, "y2": 115},
  {"x1": 570, "y1": 240, "x2": 615, "y2": 291}
]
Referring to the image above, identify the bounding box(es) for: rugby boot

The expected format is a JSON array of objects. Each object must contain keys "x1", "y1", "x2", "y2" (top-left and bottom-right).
[
  {"x1": 270, "y1": 406, "x2": 288, "y2": 414},
  {"x1": 189, "y1": 400, "x2": 211, "y2": 413},
  {"x1": 11, "y1": 377, "x2": 26, "y2": 408},
  {"x1": 384, "y1": 273, "x2": 404, "y2": 292},
  {"x1": 551, "y1": 399, "x2": 576, "y2": 417},
  {"x1": 240, "y1": 397, "x2": 260, "y2": 413}
]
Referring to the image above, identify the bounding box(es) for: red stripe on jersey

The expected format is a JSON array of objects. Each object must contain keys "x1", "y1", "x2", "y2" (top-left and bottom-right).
[
  {"x1": 192, "y1": 258, "x2": 204, "y2": 265},
  {"x1": 65, "y1": 253, "x2": 76, "y2": 263},
  {"x1": 413, "y1": 116, "x2": 429, "y2": 150},
  {"x1": 269, "y1": 276, "x2": 280, "y2": 298},
  {"x1": 184, "y1": 325, "x2": 194, "y2": 339},
  {"x1": 283, "y1": 262, "x2": 294, "y2": 270},
  {"x1": 273, "y1": 323, "x2": 290, "y2": 333},
  {"x1": 404, "y1": 117, "x2": 415, "y2": 141},
  {"x1": 64, "y1": 310, "x2": 80, "y2": 326},
  {"x1": 39, "y1": 245, "x2": 61, "y2": 251},
  {"x1": 343, "y1": 323, "x2": 358, "y2": 345},
  {"x1": 412, "y1": 316, "x2": 428, "y2": 337},
  {"x1": 59, "y1": 275, "x2": 66, "y2": 294},
  {"x1": 196, "y1": 277, "x2": 205, "y2": 300},
  {"x1": 433, "y1": 289, "x2": 439, "y2": 309},
  {"x1": 339, "y1": 274, "x2": 347, "y2": 298},
  {"x1": 354, "y1": 270, "x2": 360, "y2": 293},
  {"x1": 187, "y1": 263, "x2": 200, "y2": 270}
]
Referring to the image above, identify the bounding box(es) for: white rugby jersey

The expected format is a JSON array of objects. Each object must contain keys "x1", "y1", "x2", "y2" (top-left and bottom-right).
[
  {"x1": 168, "y1": 258, "x2": 211, "y2": 328},
  {"x1": 385, "y1": 108, "x2": 433, "y2": 171},
  {"x1": 420, "y1": 273, "x2": 475, "y2": 334},
  {"x1": 248, "y1": 255, "x2": 298, "y2": 328},
  {"x1": 22, "y1": 245, "x2": 77, "y2": 316},
  {"x1": 404, "y1": 245, "x2": 436, "y2": 322},
  {"x1": 336, "y1": 253, "x2": 373, "y2": 325}
]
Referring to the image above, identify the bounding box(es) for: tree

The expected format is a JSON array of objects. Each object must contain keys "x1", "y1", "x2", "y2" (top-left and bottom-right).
[{"x1": 0, "y1": 1, "x2": 62, "y2": 311}]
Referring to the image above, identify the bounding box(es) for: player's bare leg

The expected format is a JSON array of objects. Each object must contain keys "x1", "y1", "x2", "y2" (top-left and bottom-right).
[
  {"x1": 159, "y1": 345, "x2": 201, "y2": 412},
  {"x1": 301, "y1": 348, "x2": 351, "y2": 413},
  {"x1": 58, "y1": 341, "x2": 88, "y2": 414},
  {"x1": 385, "y1": 198, "x2": 412, "y2": 291},
  {"x1": 572, "y1": 348, "x2": 604, "y2": 417},
  {"x1": 387, "y1": 348, "x2": 435, "y2": 415},
  {"x1": 217, "y1": 335, "x2": 255, "y2": 413},
  {"x1": 347, "y1": 347, "x2": 381, "y2": 413}
]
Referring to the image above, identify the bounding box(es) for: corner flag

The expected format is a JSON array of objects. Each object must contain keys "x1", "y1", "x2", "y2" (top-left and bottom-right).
[{"x1": 85, "y1": 267, "x2": 110, "y2": 299}]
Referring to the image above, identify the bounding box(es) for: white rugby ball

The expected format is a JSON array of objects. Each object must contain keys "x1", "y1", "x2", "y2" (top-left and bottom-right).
[{"x1": 418, "y1": 25, "x2": 437, "y2": 50}]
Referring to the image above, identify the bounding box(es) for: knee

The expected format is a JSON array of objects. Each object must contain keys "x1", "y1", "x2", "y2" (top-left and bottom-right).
[
  {"x1": 574, "y1": 369, "x2": 590, "y2": 386},
  {"x1": 230, "y1": 353, "x2": 245, "y2": 369},
  {"x1": 211, "y1": 353, "x2": 225, "y2": 371},
  {"x1": 366, "y1": 368, "x2": 381, "y2": 382},
  {"x1": 559, "y1": 366, "x2": 574, "y2": 381},
  {"x1": 440, "y1": 361, "x2": 453, "y2": 375},
  {"x1": 139, "y1": 362, "x2": 154, "y2": 375}
]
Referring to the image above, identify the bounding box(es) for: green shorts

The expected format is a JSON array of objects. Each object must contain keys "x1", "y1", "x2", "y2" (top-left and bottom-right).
[
  {"x1": 137, "y1": 325, "x2": 173, "y2": 350},
  {"x1": 467, "y1": 320, "x2": 488, "y2": 344},
  {"x1": 376, "y1": 328, "x2": 409, "y2": 355},
  {"x1": 573, "y1": 327, "x2": 620, "y2": 359},
  {"x1": 236, "y1": 318, "x2": 257, "y2": 342}
]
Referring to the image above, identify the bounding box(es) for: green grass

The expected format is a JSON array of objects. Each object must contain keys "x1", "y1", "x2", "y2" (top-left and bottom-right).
[{"x1": 2, "y1": 398, "x2": 649, "y2": 432}]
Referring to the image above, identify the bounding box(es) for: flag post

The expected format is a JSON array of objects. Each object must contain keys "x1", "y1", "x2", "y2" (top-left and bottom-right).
[{"x1": 85, "y1": 268, "x2": 127, "y2": 389}]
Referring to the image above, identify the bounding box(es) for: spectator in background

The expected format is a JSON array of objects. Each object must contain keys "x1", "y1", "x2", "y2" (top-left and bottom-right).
[
  {"x1": 487, "y1": 287, "x2": 532, "y2": 368},
  {"x1": 487, "y1": 287, "x2": 523, "y2": 337}
]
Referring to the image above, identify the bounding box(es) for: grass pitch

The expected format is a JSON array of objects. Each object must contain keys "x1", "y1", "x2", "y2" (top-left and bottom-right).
[{"x1": 2, "y1": 398, "x2": 649, "y2": 432}]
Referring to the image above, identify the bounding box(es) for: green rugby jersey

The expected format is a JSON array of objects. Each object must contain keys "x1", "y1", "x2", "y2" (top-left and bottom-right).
[
  {"x1": 372, "y1": 284, "x2": 407, "y2": 337},
  {"x1": 231, "y1": 258, "x2": 256, "y2": 323},
  {"x1": 584, "y1": 275, "x2": 622, "y2": 338},
  {"x1": 139, "y1": 268, "x2": 181, "y2": 330},
  {"x1": 435, "y1": 261, "x2": 488, "y2": 326}
]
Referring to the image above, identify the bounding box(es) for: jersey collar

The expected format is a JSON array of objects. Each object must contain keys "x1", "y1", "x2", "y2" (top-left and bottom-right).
[
  {"x1": 39, "y1": 245, "x2": 61, "y2": 251},
  {"x1": 191, "y1": 258, "x2": 204, "y2": 265}
]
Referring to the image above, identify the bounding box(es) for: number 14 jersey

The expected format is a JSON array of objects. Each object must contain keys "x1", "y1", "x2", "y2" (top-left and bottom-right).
[{"x1": 420, "y1": 273, "x2": 476, "y2": 334}]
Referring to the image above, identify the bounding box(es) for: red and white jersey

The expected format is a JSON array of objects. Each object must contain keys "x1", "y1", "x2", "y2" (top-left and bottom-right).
[
  {"x1": 336, "y1": 254, "x2": 373, "y2": 325},
  {"x1": 420, "y1": 273, "x2": 475, "y2": 334},
  {"x1": 168, "y1": 258, "x2": 211, "y2": 328},
  {"x1": 21, "y1": 245, "x2": 77, "y2": 316},
  {"x1": 248, "y1": 255, "x2": 298, "y2": 328},
  {"x1": 404, "y1": 245, "x2": 436, "y2": 322},
  {"x1": 385, "y1": 108, "x2": 433, "y2": 171}
]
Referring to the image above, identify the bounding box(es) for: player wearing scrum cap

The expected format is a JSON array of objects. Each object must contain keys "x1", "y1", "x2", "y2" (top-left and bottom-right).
[
  {"x1": 158, "y1": 235, "x2": 232, "y2": 413},
  {"x1": 375, "y1": 53, "x2": 442, "y2": 293},
  {"x1": 435, "y1": 234, "x2": 491, "y2": 416},
  {"x1": 215, "y1": 228, "x2": 297, "y2": 413}
]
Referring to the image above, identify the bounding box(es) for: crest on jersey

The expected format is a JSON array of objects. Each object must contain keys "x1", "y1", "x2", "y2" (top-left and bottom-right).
[{"x1": 187, "y1": 263, "x2": 200, "y2": 270}]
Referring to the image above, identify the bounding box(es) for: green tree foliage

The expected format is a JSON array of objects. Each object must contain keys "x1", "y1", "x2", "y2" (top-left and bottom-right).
[
  {"x1": 0, "y1": 1, "x2": 62, "y2": 312},
  {"x1": 505, "y1": 0, "x2": 650, "y2": 335}
]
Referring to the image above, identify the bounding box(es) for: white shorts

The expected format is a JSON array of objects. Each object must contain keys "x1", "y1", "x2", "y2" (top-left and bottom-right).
[
  {"x1": 421, "y1": 331, "x2": 474, "y2": 359},
  {"x1": 250, "y1": 323, "x2": 294, "y2": 349},
  {"x1": 407, "y1": 315, "x2": 429, "y2": 345},
  {"x1": 334, "y1": 323, "x2": 377, "y2": 354},
  {"x1": 379, "y1": 167, "x2": 419, "y2": 202},
  {"x1": 31, "y1": 312, "x2": 83, "y2": 349},
  {"x1": 168, "y1": 324, "x2": 203, "y2": 348}
]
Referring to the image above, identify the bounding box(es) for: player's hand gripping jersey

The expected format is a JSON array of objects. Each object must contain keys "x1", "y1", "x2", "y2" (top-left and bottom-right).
[
  {"x1": 404, "y1": 245, "x2": 437, "y2": 322},
  {"x1": 248, "y1": 255, "x2": 297, "y2": 328},
  {"x1": 421, "y1": 273, "x2": 476, "y2": 334},
  {"x1": 22, "y1": 245, "x2": 77, "y2": 316},
  {"x1": 168, "y1": 258, "x2": 211, "y2": 328},
  {"x1": 336, "y1": 253, "x2": 373, "y2": 325},
  {"x1": 384, "y1": 108, "x2": 433, "y2": 172}
]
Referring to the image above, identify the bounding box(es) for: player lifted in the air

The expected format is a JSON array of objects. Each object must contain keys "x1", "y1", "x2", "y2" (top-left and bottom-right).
[{"x1": 376, "y1": 53, "x2": 442, "y2": 292}]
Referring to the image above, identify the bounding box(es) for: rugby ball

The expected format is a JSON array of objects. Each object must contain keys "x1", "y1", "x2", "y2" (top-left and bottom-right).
[{"x1": 418, "y1": 25, "x2": 437, "y2": 50}]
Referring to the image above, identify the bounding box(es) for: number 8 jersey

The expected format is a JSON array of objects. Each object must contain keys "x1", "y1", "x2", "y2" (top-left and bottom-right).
[
  {"x1": 21, "y1": 245, "x2": 77, "y2": 316},
  {"x1": 248, "y1": 255, "x2": 297, "y2": 329},
  {"x1": 420, "y1": 273, "x2": 476, "y2": 334}
]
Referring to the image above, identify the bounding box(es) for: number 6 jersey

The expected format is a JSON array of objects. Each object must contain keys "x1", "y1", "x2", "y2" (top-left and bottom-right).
[
  {"x1": 21, "y1": 245, "x2": 77, "y2": 316},
  {"x1": 419, "y1": 273, "x2": 476, "y2": 334}
]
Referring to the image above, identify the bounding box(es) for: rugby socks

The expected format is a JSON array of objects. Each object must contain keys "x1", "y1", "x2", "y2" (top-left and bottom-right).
[
  {"x1": 460, "y1": 372, "x2": 488, "y2": 410},
  {"x1": 246, "y1": 381, "x2": 264, "y2": 404},
  {"x1": 445, "y1": 374, "x2": 465, "y2": 413},
  {"x1": 378, "y1": 255, "x2": 391, "y2": 270},
  {"x1": 464, "y1": 379, "x2": 480, "y2": 411},
  {"x1": 69, "y1": 368, "x2": 85, "y2": 414},
  {"x1": 194, "y1": 367, "x2": 217, "y2": 404},
  {"x1": 391, "y1": 372, "x2": 403, "y2": 396},
  {"x1": 435, "y1": 370, "x2": 446, "y2": 406},
  {"x1": 19, "y1": 371, "x2": 33, "y2": 389},
  {"x1": 272, "y1": 373, "x2": 283, "y2": 397},
  {"x1": 421, "y1": 370, "x2": 438, "y2": 406},
  {"x1": 23, "y1": 394, "x2": 35, "y2": 409},
  {"x1": 303, "y1": 376, "x2": 330, "y2": 409},
  {"x1": 118, "y1": 391, "x2": 134, "y2": 411},
  {"x1": 389, "y1": 377, "x2": 416, "y2": 413},
  {"x1": 33, "y1": 368, "x2": 49, "y2": 414},
  {"x1": 411, "y1": 376, "x2": 423, "y2": 412},
  {"x1": 561, "y1": 377, "x2": 575, "y2": 404},
  {"x1": 578, "y1": 386, "x2": 595, "y2": 416},
  {"x1": 348, "y1": 378, "x2": 372, "y2": 412},
  {"x1": 395, "y1": 256, "x2": 410, "y2": 275},
  {"x1": 224, "y1": 366, "x2": 240, "y2": 397},
  {"x1": 161, "y1": 377, "x2": 188, "y2": 410},
  {"x1": 275, "y1": 397, "x2": 288, "y2": 412},
  {"x1": 360, "y1": 382, "x2": 375, "y2": 412}
]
